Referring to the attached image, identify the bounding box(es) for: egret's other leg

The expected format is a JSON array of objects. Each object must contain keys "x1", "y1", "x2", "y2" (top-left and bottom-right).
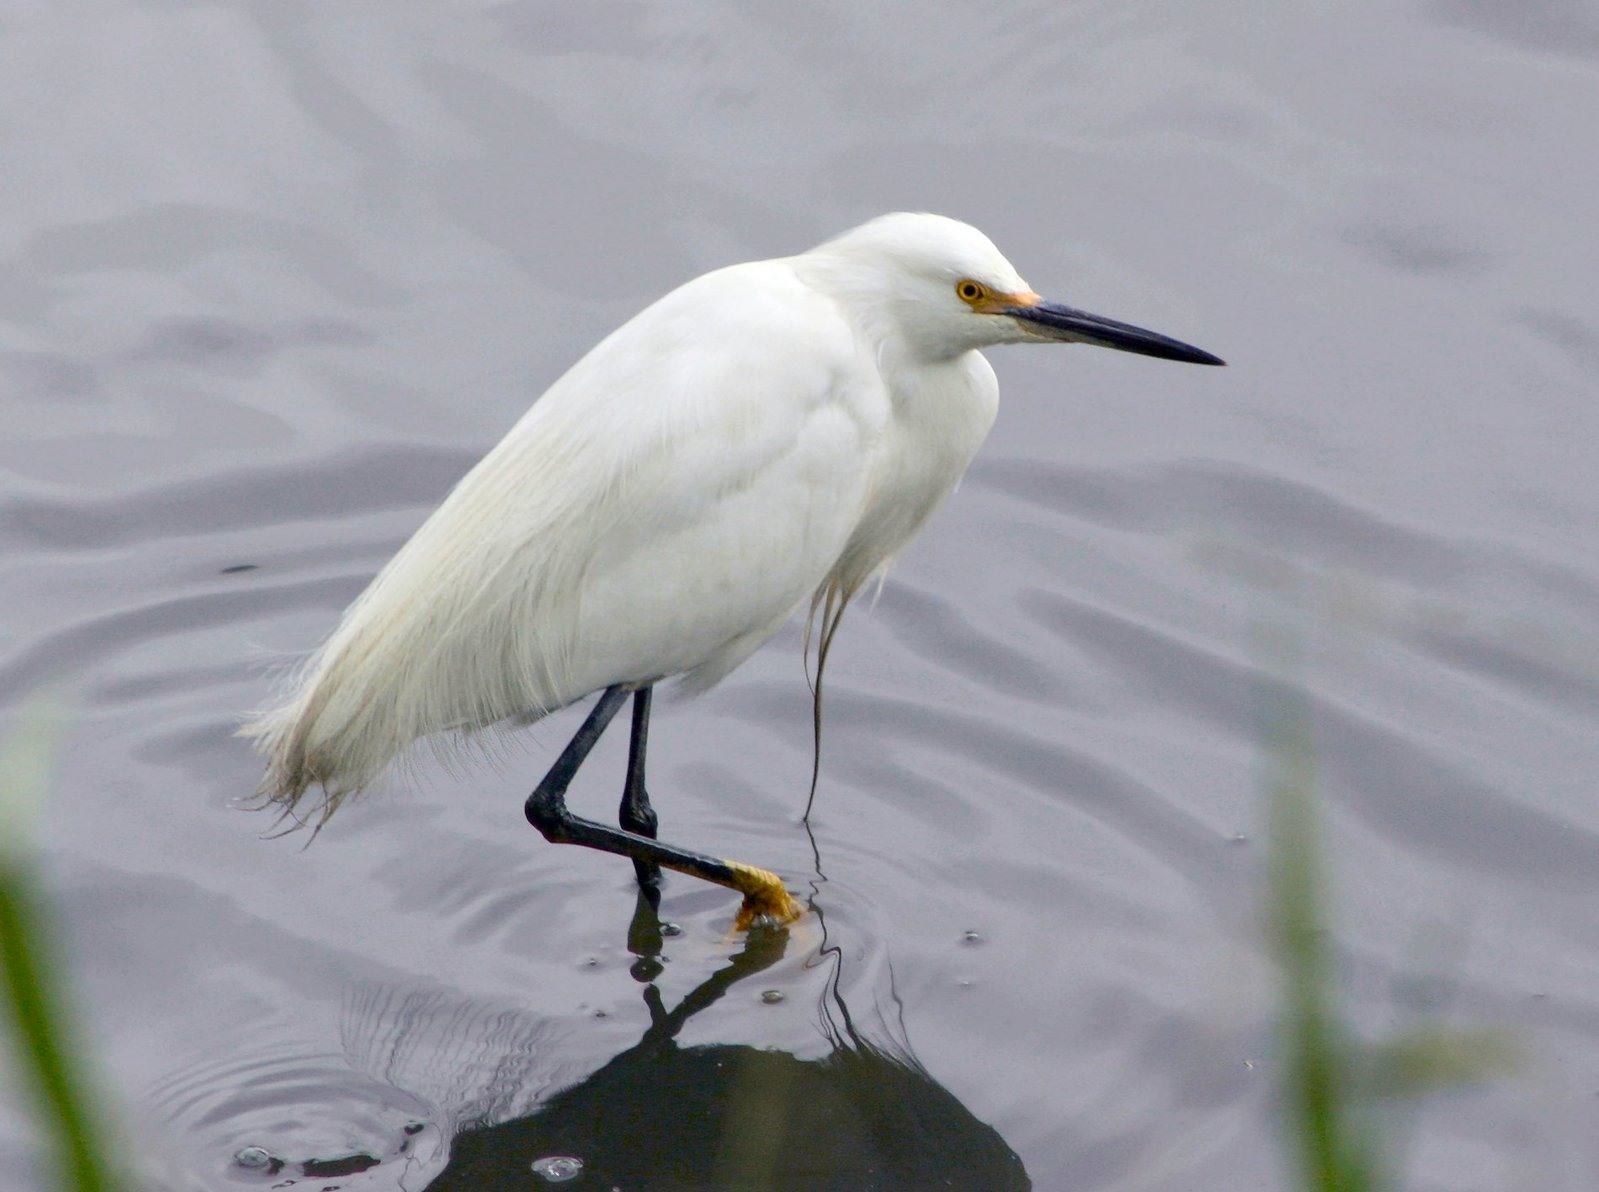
[
  {"x1": 525, "y1": 686, "x2": 802, "y2": 928},
  {"x1": 619, "y1": 687, "x2": 662, "y2": 895}
]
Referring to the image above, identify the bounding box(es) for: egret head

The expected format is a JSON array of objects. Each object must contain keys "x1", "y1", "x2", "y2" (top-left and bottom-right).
[{"x1": 806, "y1": 212, "x2": 1223, "y2": 366}]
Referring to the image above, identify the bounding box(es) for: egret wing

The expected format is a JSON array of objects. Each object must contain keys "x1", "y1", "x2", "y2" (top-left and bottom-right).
[{"x1": 246, "y1": 259, "x2": 880, "y2": 804}]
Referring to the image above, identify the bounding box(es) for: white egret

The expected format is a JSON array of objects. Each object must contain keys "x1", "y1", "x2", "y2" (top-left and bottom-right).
[{"x1": 244, "y1": 212, "x2": 1223, "y2": 926}]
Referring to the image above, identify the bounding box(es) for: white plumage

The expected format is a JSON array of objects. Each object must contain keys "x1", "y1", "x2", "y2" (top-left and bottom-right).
[{"x1": 244, "y1": 212, "x2": 1220, "y2": 830}]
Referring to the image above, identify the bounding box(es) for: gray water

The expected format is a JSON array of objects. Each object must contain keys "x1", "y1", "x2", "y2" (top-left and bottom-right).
[{"x1": 3, "y1": 3, "x2": 1598, "y2": 1188}]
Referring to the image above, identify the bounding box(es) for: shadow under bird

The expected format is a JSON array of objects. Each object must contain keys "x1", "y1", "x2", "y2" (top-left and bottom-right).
[{"x1": 244, "y1": 212, "x2": 1223, "y2": 926}]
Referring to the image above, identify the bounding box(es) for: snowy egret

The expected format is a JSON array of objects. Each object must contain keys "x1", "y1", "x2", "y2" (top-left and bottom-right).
[{"x1": 245, "y1": 212, "x2": 1222, "y2": 927}]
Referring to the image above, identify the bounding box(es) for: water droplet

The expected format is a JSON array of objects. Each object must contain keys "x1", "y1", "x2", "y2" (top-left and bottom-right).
[
  {"x1": 532, "y1": 1154, "x2": 585, "y2": 1182},
  {"x1": 234, "y1": 1146, "x2": 275, "y2": 1170},
  {"x1": 660, "y1": 922, "x2": 684, "y2": 937},
  {"x1": 961, "y1": 930, "x2": 982, "y2": 944},
  {"x1": 581, "y1": 956, "x2": 599, "y2": 968},
  {"x1": 630, "y1": 956, "x2": 663, "y2": 982},
  {"x1": 1229, "y1": 833, "x2": 1249, "y2": 845},
  {"x1": 760, "y1": 989, "x2": 784, "y2": 1005},
  {"x1": 592, "y1": 1008, "x2": 608, "y2": 1018}
]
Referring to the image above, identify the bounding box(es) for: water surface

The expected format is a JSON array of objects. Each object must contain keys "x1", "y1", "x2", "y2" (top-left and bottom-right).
[{"x1": 3, "y1": 3, "x2": 1598, "y2": 1188}]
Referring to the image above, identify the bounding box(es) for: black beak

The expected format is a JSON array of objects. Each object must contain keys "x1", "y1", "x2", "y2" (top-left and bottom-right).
[{"x1": 1007, "y1": 300, "x2": 1225, "y2": 365}]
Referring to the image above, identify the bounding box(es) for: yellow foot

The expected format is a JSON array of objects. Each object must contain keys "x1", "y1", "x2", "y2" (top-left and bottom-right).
[{"x1": 724, "y1": 859, "x2": 805, "y2": 931}]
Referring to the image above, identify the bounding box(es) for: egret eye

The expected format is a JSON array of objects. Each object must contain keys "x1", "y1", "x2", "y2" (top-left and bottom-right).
[{"x1": 956, "y1": 280, "x2": 987, "y2": 304}]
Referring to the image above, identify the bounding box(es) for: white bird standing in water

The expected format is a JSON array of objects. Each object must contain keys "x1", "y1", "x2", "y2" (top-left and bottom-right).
[{"x1": 245, "y1": 212, "x2": 1223, "y2": 927}]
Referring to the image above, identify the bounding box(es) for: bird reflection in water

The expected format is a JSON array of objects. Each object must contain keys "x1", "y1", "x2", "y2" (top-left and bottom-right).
[
  {"x1": 425, "y1": 892, "x2": 1030, "y2": 1191},
  {"x1": 207, "y1": 890, "x2": 1028, "y2": 1188}
]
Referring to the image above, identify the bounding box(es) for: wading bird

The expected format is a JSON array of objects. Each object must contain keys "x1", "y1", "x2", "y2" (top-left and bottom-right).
[{"x1": 245, "y1": 213, "x2": 1223, "y2": 927}]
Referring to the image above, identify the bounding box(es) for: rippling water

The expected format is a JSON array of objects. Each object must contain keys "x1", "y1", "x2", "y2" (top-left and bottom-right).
[{"x1": 3, "y1": 4, "x2": 1598, "y2": 1189}]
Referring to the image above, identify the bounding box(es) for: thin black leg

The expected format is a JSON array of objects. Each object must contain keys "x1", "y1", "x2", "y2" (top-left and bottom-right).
[
  {"x1": 525, "y1": 686, "x2": 801, "y2": 928},
  {"x1": 619, "y1": 687, "x2": 662, "y2": 895}
]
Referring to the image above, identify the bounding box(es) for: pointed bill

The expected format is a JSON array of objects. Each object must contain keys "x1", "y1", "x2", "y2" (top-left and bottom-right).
[{"x1": 1007, "y1": 299, "x2": 1225, "y2": 365}]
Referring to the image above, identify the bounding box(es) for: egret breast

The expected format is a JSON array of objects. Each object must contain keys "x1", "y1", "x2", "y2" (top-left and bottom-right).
[{"x1": 831, "y1": 349, "x2": 1000, "y2": 593}]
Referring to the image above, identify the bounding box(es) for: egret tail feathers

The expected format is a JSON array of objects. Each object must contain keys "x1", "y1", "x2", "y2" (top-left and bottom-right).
[
  {"x1": 240, "y1": 603, "x2": 565, "y2": 831},
  {"x1": 238, "y1": 649, "x2": 388, "y2": 831}
]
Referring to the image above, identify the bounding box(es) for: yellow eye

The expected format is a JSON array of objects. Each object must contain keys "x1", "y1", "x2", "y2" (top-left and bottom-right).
[{"x1": 956, "y1": 279, "x2": 987, "y2": 304}]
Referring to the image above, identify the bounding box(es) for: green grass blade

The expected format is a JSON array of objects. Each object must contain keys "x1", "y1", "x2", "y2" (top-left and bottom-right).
[{"x1": 0, "y1": 700, "x2": 124, "y2": 1192}]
